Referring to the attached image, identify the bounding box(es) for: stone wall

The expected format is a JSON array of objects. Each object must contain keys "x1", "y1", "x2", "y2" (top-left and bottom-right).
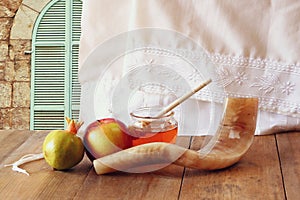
[{"x1": 0, "y1": 0, "x2": 51, "y2": 130}]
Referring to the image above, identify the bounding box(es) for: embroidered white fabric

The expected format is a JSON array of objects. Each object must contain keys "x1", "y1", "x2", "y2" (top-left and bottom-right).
[{"x1": 78, "y1": 0, "x2": 300, "y2": 135}]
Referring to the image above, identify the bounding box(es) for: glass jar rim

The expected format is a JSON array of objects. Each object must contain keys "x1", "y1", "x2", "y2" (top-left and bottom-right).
[{"x1": 130, "y1": 106, "x2": 174, "y2": 120}]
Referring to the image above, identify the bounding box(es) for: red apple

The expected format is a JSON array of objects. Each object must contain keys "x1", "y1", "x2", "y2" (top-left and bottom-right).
[{"x1": 83, "y1": 118, "x2": 133, "y2": 161}]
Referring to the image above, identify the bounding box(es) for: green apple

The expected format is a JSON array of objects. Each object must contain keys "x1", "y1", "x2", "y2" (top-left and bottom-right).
[{"x1": 83, "y1": 118, "x2": 133, "y2": 161}]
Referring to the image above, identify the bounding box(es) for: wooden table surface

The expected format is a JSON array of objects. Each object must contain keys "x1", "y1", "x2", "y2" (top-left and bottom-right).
[{"x1": 0, "y1": 130, "x2": 299, "y2": 200}]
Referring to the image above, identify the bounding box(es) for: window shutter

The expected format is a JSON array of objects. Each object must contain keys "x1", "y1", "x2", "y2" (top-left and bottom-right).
[
  {"x1": 71, "y1": 0, "x2": 82, "y2": 121},
  {"x1": 30, "y1": 0, "x2": 82, "y2": 130}
]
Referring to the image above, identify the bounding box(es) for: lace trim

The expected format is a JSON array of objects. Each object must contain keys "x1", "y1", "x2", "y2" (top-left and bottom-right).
[
  {"x1": 140, "y1": 48, "x2": 300, "y2": 117},
  {"x1": 210, "y1": 53, "x2": 300, "y2": 74},
  {"x1": 209, "y1": 53, "x2": 300, "y2": 117}
]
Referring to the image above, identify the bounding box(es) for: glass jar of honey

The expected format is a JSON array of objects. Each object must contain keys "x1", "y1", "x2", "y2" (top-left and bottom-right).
[{"x1": 129, "y1": 106, "x2": 178, "y2": 146}]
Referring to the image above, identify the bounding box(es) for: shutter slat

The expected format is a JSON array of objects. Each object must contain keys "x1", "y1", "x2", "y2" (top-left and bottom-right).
[
  {"x1": 34, "y1": 111, "x2": 65, "y2": 130},
  {"x1": 33, "y1": 45, "x2": 65, "y2": 107},
  {"x1": 71, "y1": 0, "x2": 83, "y2": 120},
  {"x1": 71, "y1": 44, "x2": 81, "y2": 106},
  {"x1": 35, "y1": 0, "x2": 66, "y2": 42},
  {"x1": 72, "y1": 0, "x2": 83, "y2": 41}
]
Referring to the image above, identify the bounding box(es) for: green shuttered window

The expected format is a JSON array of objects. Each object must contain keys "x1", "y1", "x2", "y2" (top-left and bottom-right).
[{"x1": 30, "y1": 0, "x2": 82, "y2": 130}]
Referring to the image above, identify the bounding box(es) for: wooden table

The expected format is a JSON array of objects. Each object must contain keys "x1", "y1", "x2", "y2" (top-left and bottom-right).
[{"x1": 0, "y1": 130, "x2": 299, "y2": 199}]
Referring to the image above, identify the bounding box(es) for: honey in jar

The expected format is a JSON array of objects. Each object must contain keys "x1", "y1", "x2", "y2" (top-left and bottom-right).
[{"x1": 128, "y1": 107, "x2": 178, "y2": 146}]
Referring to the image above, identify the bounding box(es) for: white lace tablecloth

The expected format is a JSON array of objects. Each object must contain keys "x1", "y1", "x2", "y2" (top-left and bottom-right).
[{"x1": 78, "y1": 0, "x2": 300, "y2": 135}]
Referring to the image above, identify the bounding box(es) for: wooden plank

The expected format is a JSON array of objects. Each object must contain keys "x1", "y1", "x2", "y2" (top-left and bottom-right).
[
  {"x1": 0, "y1": 130, "x2": 32, "y2": 164},
  {"x1": 276, "y1": 132, "x2": 300, "y2": 200},
  {"x1": 179, "y1": 135, "x2": 286, "y2": 200},
  {"x1": 0, "y1": 130, "x2": 91, "y2": 200},
  {"x1": 74, "y1": 137, "x2": 191, "y2": 200}
]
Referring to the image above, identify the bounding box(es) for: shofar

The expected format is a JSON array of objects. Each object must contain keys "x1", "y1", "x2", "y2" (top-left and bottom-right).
[{"x1": 93, "y1": 97, "x2": 259, "y2": 175}]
